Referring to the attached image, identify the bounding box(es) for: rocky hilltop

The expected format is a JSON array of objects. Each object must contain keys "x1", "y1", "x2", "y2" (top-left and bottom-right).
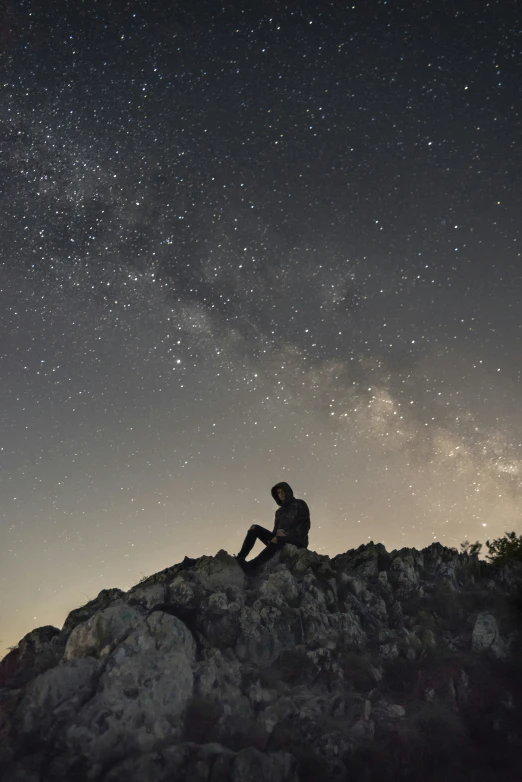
[{"x1": 1, "y1": 542, "x2": 521, "y2": 782}]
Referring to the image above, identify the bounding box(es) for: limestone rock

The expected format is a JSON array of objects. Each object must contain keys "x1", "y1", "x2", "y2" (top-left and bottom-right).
[
  {"x1": 61, "y1": 588, "x2": 125, "y2": 637},
  {"x1": 1, "y1": 541, "x2": 521, "y2": 781},
  {"x1": 64, "y1": 604, "x2": 146, "y2": 660},
  {"x1": 0, "y1": 625, "x2": 63, "y2": 690},
  {"x1": 64, "y1": 612, "x2": 196, "y2": 775},
  {"x1": 472, "y1": 612, "x2": 507, "y2": 659},
  {"x1": 15, "y1": 656, "x2": 103, "y2": 740},
  {"x1": 125, "y1": 580, "x2": 168, "y2": 609}
]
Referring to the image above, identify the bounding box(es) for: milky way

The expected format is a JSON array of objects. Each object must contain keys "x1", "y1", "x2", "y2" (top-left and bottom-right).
[{"x1": 1, "y1": 1, "x2": 521, "y2": 655}]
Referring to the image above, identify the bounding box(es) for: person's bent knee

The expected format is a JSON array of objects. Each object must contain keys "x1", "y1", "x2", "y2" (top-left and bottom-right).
[{"x1": 250, "y1": 524, "x2": 257, "y2": 531}]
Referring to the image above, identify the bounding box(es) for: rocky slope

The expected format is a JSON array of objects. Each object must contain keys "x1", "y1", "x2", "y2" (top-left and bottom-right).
[{"x1": 1, "y1": 542, "x2": 521, "y2": 782}]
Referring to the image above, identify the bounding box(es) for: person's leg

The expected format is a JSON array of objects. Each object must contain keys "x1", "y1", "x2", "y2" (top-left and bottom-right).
[
  {"x1": 245, "y1": 534, "x2": 302, "y2": 569},
  {"x1": 237, "y1": 525, "x2": 273, "y2": 560},
  {"x1": 244, "y1": 536, "x2": 305, "y2": 571},
  {"x1": 244, "y1": 539, "x2": 280, "y2": 569}
]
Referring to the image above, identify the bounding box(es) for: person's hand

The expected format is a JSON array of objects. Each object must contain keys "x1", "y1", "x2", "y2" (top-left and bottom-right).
[
  {"x1": 276, "y1": 529, "x2": 287, "y2": 537},
  {"x1": 271, "y1": 537, "x2": 278, "y2": 544}
]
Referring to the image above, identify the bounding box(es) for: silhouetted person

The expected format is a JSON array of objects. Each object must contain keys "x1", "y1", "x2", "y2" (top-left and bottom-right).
[{"x1": 236, "y1": 482, "x2": 310, "y2": 573}]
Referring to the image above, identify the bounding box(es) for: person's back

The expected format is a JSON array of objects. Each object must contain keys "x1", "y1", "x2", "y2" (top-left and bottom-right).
[
  {"x1": 271, "y1": 481, "x2": 310, "y2": 549},
  {"x1": 236, "y1": 481, "x2": 311, "y2": 572}
]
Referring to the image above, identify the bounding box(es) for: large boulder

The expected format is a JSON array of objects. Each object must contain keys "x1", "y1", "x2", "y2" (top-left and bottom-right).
[
  {"x1": 64, "y1": 604, "x2": 146, "y2": 660},
  {"x1": 62, "y1": 611, "x2": 196, "y2": 778},
  {"x1": 15, "y1": 656, "x2": 103, "y2": 741},
  {"x1": 0, "y1": 625, "x2": 63, "y2": 689},
  {"x1": 472, "y1": 612, "x2": 507, "y2": 659},
  {"x1": 61, "y1": 588, "x2": 125, "y2": 637},
  {"x1": 2, "y1": 543, "x2": 521, "y2": 781}
]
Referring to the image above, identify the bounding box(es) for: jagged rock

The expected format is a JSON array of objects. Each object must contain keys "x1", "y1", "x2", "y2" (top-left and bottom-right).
[
  {"x1": 64, "y1": 604, "x2": 147, "y2": 660},
  {"x1": 63, "y1": 612, "x2": 196, "y2": 777},
  {"x1": 498, "y1": 561, "x2": 522, "y2": 591},
  {"x1": 387, "y1": 704, "x2": 406, "y2": 718},
  {"x1": 1, "y1": 542, "x2": 521, "y2": 781},
  {"x1": 379, "y1": 641, "x2": 399, "y2": 660},
  {"x1": 188, "y1": 550, "x2": 246, "y2": 593},
  {"x1": 245, "y1": 678, "x2": 277, "y2": 710},
  {"x1": 100, "y1": 744, "x2": 189, "y2": 782},
  {"x1": 472, "y1": 612, "x2": 507, "y2": 658},
  {"x1": 61, "y1": 588, "x2": 126, "y2": 636},
  {"x1": 254, "y1": 696, "x2": 296, "y2": 748},
  {"x1": 0, "y1": 625, "x2": 64, "y2": 689},
  {"x1": 231, "y1": 746, "x2": 298, "y2": 782},
  {"x1": 259, "y1": 568, "x2": 299, "y2": 607},
  {"x1": 125, "y1": 580, "x2": 168, "y2": 609},
  {"x1": 377, "y1": 570, "x2": 392, "y2": 595},
  {"x1": 390, "y1": 550, "x2": 421, "y2": 586},
  {"x1": 333, "y1": 541, "x2": 387, "y2": 582},
  {"x1": 191, "y1": 648, "x2": 253, "y2": 745},
  {"x1": 348, "y1": 717, "x2": 375, "y2": 741},
  {"x1": 367, "y1": 688, "x2": 384, "y2": 704},
  {"x1": 15, "y1": 656, "x2": 103, "y2": 740}
]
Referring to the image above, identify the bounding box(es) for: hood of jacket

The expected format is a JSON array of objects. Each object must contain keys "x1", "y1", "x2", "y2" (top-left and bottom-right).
[{"x1": 271, "y1": 481, "x2": 295, "y2": 506}]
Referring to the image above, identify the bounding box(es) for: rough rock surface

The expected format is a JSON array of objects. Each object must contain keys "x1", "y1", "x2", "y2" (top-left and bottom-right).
[{"x1": 1, "y1": 543, "x2": 521, "y2": 781}]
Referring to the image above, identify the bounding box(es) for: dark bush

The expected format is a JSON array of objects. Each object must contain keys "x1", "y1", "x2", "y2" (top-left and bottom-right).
[
  {"x1": 345, "y1": 703, "x2": 473, "y2": 782},
  {"x1": 337, "y1": 650, "x2": 376, "y2": 691},
  {"x1": 485, "y1": 531, "x2": 522, "y2": 568},
  {"x1": 273, "y1": 649, "x2": 318, "y2": 685},
  {"x1": 183, "y1": 695, "x2": 221, "y2": 743},
  {"x1": 294, "y1": 749, "x2": 345, "y2": 782},
  {"x1": 460, "y1": 540, "x2": 483, "y2": 557},
  {"x1": 382, "y1": 656, "x2": 419, "y2": 696},
  {"x1": 423, "y1": 584, "x2": 465, "y2": 633}
]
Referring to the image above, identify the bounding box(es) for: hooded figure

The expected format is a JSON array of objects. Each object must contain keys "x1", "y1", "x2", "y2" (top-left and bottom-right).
[
  {"x1": 270, "y1": 481, "x2": 311, "y2": 548},
  {"x1": 235, "y1": 481, "x2": 311, "y2": 572}
]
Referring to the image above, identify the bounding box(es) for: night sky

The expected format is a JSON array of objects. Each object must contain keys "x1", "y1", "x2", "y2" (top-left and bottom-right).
[{"x1": 1, "y1": 0, "x2": 521, "y2": 657}]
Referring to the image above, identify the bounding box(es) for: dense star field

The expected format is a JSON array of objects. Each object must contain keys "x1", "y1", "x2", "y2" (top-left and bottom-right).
[{"x1": 1, "y1": 0, "x2": 521, "y2": 656}]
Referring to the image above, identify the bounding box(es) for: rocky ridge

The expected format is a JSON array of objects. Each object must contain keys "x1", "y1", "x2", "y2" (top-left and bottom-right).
[{"x1": 1, "y1": 541, "x2": 521, "y2": 781}]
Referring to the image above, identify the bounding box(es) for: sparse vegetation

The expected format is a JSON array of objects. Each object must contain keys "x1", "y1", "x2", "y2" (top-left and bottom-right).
[
  {"x1": 273, "y1": 648, "x2": 318, "y2": 685},
  {"x1": 459, "y1": 532, "x2": 522, "y2": 569},
  {"x1": 485, "y1": 531, "x2": 522, "y2": 568},
  {"x1": 293, "y1": 749, "x2": 341, "y2": 782},
  {"x1": 423, "y1": 583, "x2": 465, "y2": 633},
  {"x1": 338, "y1": 650, "x2": 377, "y2": 691},
  {"x1": 4, "y1": 539, "x2": 522, "y2": 781},
  {"x1": 460, "y1": 540, "x2": 483, "y2": 557}
]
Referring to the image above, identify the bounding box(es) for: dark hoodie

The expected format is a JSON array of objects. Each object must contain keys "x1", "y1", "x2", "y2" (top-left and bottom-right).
[{"x1": 271, "y1": 482, "x2": 311, "y2": 549}]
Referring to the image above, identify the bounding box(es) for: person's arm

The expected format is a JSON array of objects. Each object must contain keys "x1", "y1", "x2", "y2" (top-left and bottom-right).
[
  {"x1": 271, "y1": 509, "x2": 281, "y2": 543},
  {"x1": 283, "y1": 500, "x2": 310, "y2": 537},
  {"x1": 297, "y1": 500, "x2": 311, "y2": 535}
]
